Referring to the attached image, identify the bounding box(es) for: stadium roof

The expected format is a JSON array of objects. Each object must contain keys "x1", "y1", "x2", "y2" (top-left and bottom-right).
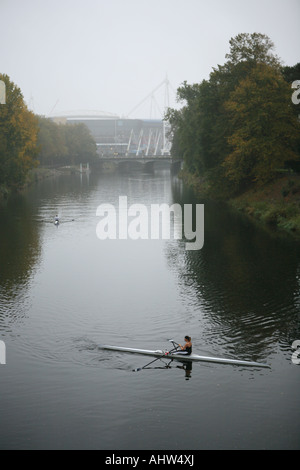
[{"x1": 48, "y1": 109, "x2": 120, "y2": 120}]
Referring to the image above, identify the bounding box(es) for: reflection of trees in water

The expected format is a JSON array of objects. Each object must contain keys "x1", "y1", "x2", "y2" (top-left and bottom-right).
[
  {"x1": 168, "y1": 177, "x2": 300, "y2": 359},
  {"x1": 0, "y1": 196, "x2": 41, "y2": 324}
]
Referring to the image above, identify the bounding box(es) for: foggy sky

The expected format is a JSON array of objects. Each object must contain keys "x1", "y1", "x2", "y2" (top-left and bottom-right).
[{"x1": 1, "y1": 0, "x2": 299, "y2": 118}]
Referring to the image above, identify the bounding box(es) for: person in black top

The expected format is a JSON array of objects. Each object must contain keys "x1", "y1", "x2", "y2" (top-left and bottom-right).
[{"x1": 173, "y1": 336, "x2": 192, "y2": 356}]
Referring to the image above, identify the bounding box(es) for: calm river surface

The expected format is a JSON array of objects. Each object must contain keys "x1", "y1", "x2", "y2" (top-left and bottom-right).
[{"x1": 0, "y1": 169, "x2": 299, "y2": 450}]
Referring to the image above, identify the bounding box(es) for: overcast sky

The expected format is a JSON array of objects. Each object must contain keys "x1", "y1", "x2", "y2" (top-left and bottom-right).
[{"x1": 1, "y1": 0, "x2": 299, "y2": 118}]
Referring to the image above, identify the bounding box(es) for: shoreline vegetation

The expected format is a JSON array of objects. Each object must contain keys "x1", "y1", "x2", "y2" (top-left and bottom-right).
[
  {"x1": 179, "y1": 169, "x2": 300, "y2": 238},
  {"x1": 167, "y1": 33, "x2": 300, "y2": 240},
  {"x1": 0, "y1": 72, "x2": 97, "y2": 205},
  {"x1": 0, "y1": 166, "x2": 87, "y2": 204}
]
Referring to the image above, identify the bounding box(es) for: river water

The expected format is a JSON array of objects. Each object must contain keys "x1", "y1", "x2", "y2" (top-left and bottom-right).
[{"x1": 0, "y1": 169, "x2": 299, "y2": 450}]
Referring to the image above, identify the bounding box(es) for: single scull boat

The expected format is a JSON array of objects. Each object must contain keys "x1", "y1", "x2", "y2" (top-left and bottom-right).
[{"x1": 100, "y1": 345, "x2": 270, "y2": 368}]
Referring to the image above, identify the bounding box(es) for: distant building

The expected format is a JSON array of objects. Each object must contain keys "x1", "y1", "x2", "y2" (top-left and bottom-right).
[{"x1": 50, "y1": 111, "x2": 169, "y2": 157}]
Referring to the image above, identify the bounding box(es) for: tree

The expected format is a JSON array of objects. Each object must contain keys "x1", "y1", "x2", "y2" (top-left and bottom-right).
[
  {"x1": 166, "y1": 82, "x2": 204, "y2": 173},
  {"x1": 64, "y1": 123, "x2": 97, "y2": 164},
  {"x1": 223, "y1": 63, "x2": 300, "y2": 187},
  {"x1": 168, "y1": 33, "x2": 299, "y2": 196},
  {"x1": 37, "y1": 116, "x2": 67, "y2": 166},
  {"x1": 168, "y1": 33, "x2": 283, "y2": 179},
  {"x1": 281, "y1": 63, "x2": 300, "y2": 170},
  {"x1": 225, "y1": 33, "x2": 281, "y2": 68},
  {"x1": 167, "y1": 79, "x2": 226, "y2": 175},
  {"x1": 0, "y1": 74, "x2": 38, "y2": 188},
  {"x1": 282, "y1": 63, "x2": 300, "y2": 85},
  {"x1": 37, "y1": 118, "x2": 97, "y2": 166},
  {"x1": 205, "y1": 33, "x2": 282, "y2": 179}
]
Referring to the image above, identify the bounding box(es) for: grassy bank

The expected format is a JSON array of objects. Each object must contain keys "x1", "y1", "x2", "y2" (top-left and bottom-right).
[
  {"x1": 180, "y1": 169, "x2": 300, "y2": 238},
  {"x1": 230, "y1": 175, "x2": 300, "y2": 237}
]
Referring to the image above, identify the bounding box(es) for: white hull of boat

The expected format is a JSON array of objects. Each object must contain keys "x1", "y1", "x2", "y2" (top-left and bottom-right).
[{"x1": 101, "y1": 345, "x2": 270, "y2": 368}]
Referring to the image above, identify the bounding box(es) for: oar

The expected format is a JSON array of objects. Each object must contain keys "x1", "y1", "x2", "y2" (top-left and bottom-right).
[
  {"x1": 168, "y1": 339, "x2": 180, "y2": 350},
  {"x1": 133, "y1": 341, "x2": 180, "y2": 372},
  {"x1": 59, "y1": 219, "x2": 75, "y2": 224}
]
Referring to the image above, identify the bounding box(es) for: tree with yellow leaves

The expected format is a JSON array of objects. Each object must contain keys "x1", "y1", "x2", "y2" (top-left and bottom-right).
[
  {"x1": 0, "y1": 74, "x2": 38, "y2": 190},
  {"x1": 223, "y1": 63, "x2": 300, "y2": 187},
  {"x1": 168, "y1": 33, "x2": 300, "y2": 196}
]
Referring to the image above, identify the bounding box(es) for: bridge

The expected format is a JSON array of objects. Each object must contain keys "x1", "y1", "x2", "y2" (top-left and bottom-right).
[{"x1": 94, "y1": 154, "x2": 182, "y2": 174}]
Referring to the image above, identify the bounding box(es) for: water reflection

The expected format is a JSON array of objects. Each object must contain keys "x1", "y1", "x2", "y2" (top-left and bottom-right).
[
  {"x1": 0, "y1": 170, "x2": 299, "y2": 450},
  {"x1": 169, "y1": 177, "x2": 300, "y2": 360},
  {"x1": 137, "y1": 358, "x2": 193, "y2": 380},
  {"x1": 175, "y1": 361, "x2": 192, "y2": 380},
  {"x1": 0, "y1": 195, "x2": 42, "y2": 328}
]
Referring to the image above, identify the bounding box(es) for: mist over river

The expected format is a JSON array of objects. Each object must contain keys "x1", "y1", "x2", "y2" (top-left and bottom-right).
[{"x1": 0, "y1": 169, "x2": 299, "y2": 450}]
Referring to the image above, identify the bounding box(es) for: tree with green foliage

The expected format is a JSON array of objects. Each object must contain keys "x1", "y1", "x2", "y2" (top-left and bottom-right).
[
  {"x1": 0, "y1": 74, "x2": 38, "y2": 189},
  {"x1": 37, "y1": 117, "x2": 97, "y2": 166},
  {"x1": 223, "y1": 63, "x2": 300, "y2": 187},
  {"x1": 167, "y1": 82, "x2": 203, "y2": 173},
  {"x1": 37, "y1": 117, "x2": 67, "y2": 166},
  {"x1": 281, "y1": 63, "x2": 300, "y2": 85},
  {"x1": 167, "y1": 33, "x2": 300, "y2": 196},
  {"x1": 63, "y1": 123, "x2": 97, "y2": 164},
  {"x1": 281, "y1": 63, "x2": 300, "y2": 171},
  {"x1": 225, "y1": 33, "x2": 281, "y2": 68}
]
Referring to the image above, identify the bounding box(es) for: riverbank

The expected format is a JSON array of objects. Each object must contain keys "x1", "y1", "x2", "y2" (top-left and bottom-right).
[
  {"x1": 0, "y1": 167, "x2": 68, "y2": 205},
  {"x1": 180, "y1": 169, "x2": 300, "y2": 239},
  {"x1": 230, "y1": 175, "x2": 300, "y2": 237}
]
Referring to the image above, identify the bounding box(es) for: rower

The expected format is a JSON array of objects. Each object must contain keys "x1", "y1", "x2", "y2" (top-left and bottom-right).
[
  {"x1": 172, "y1": 336, "x2": 192, "y2": 356},
  {"x1": 54, "y1": 215, "x2": 59, "y2": 224}
]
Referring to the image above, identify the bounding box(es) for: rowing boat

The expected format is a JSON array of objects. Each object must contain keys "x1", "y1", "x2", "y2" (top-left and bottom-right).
[{"x1": 100, "y1": 345, "x2": 270, "y2": 368}]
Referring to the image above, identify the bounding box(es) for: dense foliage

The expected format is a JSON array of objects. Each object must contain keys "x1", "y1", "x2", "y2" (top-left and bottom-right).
[
  {"x1": 37, "y1": 117, "x2": 98, "y2": 167},
  {"x1": 0, "y1": 74, "x2": 39, "y2": 189},
  {"x1": 167, "y1": 33, "x2": 300, "y2": 196},
  {"x1": 0, "y1": 74, "x2": 97, "y2": 192}
]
